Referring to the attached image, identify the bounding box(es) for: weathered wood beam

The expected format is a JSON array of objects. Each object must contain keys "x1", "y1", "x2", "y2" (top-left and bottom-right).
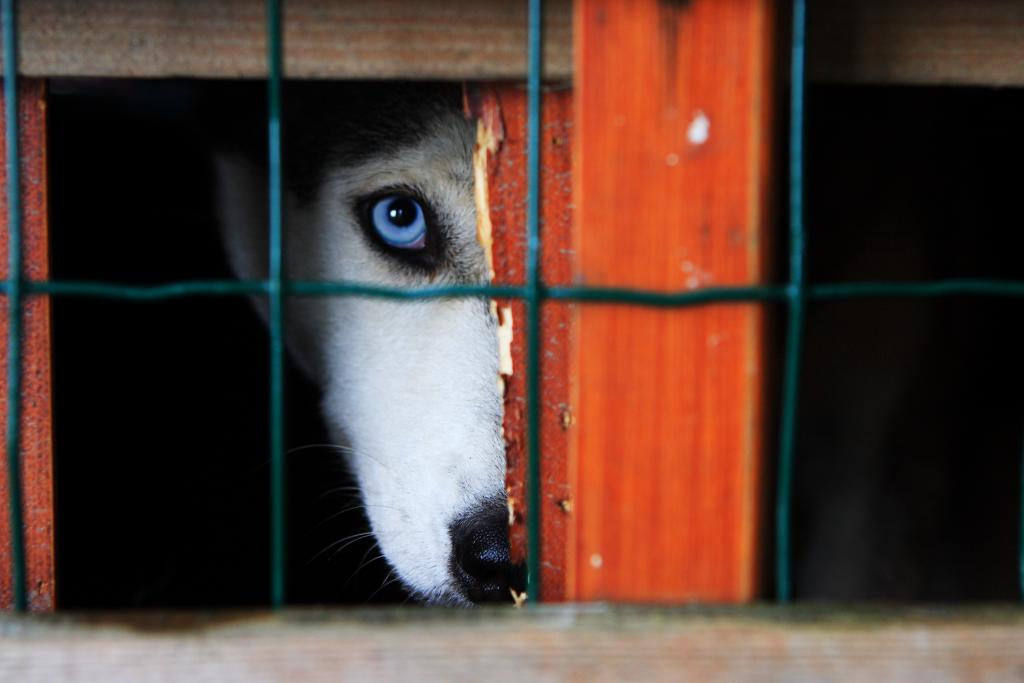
[
  {"x1": 2, "y1": 0, "x2": 1021, "y2": 85},
  {"x1": 571, "y1": 0, "x2": 774, "y2": 602},
  {"x1": 2, "y1": 607, "x2": 1024, "y2": 682},
  {"x1": 5, "y1": 0, "x2": 572, "y2": 80},
  {"x1": 808, "y1": 0, "x2": 1024, "y2": 87},
  {"x1": 0, "y1": 79, "x2": 54, "y2": 613},
  {"x1": 468, "y1": 84, "x2": 574, "y2": 602}
]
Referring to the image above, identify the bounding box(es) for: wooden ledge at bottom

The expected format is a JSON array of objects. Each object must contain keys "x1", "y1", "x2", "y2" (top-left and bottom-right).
[{"x1": 1, "y1": 605, "x2": 1024, "y2": 682}]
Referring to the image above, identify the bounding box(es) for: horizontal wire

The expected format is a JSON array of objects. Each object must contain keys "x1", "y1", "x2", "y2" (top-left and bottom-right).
[
  {"x1": 812, "y1": 280, "x2": 1024, "y2": 299},
  {"x1": 4, "y1": 279, "x2": 1024, "y2": 304},
  {"x1": 546, "y1": 285, "x2": 787, "y2": 305},
  {"x1": 25, "y1": 280, "x2": 268, "y2": 299}
]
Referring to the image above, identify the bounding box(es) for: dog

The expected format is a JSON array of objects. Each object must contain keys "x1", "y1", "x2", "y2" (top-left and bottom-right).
[{"x1": 214, "y1": 84, "x2": 519, "y2": 605}]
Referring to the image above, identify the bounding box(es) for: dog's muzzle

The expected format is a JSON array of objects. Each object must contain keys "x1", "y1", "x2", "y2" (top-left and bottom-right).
[{"x1": 449, "y1": 499, "x2": 523, "y2": 604}]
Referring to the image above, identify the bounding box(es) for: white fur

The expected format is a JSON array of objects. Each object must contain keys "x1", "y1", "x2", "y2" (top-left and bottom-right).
[{"x1": 216, "y1": 112, "x2": 503, "y2": 605}]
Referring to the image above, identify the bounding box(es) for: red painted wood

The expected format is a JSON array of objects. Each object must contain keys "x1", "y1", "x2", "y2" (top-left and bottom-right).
[
  {"x1": 467, "y1": 84, "x2": 573, "y2": 601},
  {"x1": 0, "y1": 79, "x2": 54, "y2": 611},
  {"x1": 571, "y1": 0, "x2": 775, "y2": 602}
]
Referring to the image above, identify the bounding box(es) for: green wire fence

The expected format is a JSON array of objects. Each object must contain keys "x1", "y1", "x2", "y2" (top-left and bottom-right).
[
  {"x1": 2, "y1": 0, "x2": 1024, "y2": 611},
  {"x1": 3, "y1": 0, "x2": 25, "y2": 615},
  {"x1": 266, "y1": 0, "x2": 287, "y2": 610},
  {"x1": 775, "y1": 0, "x2": 807, "y2": 604}
]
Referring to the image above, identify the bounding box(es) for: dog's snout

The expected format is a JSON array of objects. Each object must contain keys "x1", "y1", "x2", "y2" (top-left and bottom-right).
[{"x1": 450, "y1": 501, "x2": 522, "y2": 604}]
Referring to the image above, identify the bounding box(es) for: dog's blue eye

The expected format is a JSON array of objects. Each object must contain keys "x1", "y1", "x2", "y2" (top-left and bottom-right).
[{"x1": 371, "y1": 195, "x2": 427, "y2": 249}]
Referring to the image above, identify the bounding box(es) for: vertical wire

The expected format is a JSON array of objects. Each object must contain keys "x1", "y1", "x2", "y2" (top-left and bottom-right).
[
  {"x1": 525, "y1": 0, "x2": 543, "y2": 604},
  {"x1": 775, "y1": 0, "x2": 807, "y2": 603},
  {"x1": 1, "y1": 0, "x2": 24, "y2": 613},
  {"x1": 266, "y1": 0, "x2": 286, "y2": 608}
]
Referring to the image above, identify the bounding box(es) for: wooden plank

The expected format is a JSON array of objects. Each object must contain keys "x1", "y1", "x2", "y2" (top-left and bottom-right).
[
  {"x1": 0, "y1": 0, "x2": 1021, "y2": 84},
  {"x1": 2, "y1": 607, "x2": 1024, "y2": 682},
  {"x1": 5, "y1": 0, "x2": 572, "y2": 80},
  {"x1": 0, "y1": 79, "x2": 55, "y2": 612},
  {"x1": 808, "y1": 0, "x2": 1024, "y2": 86},
  {"x1": 467, "y1": 84, "x2": 574, "y2": 602},
  {"x1": 571, "y1": 0, "x2": 774, "y2": 602}
]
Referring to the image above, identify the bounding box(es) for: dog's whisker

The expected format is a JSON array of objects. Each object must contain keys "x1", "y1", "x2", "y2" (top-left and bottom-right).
[
  {"x1": 316, "y1": 485, "x2": 363, "y2": 502},
  {"x1": 341, "y1": 446, "x2": 396, "y2": 474},
  {"x1": 351, "y1": 540, "x2": 381, "y2": 573},
  {"x1": 286, "y1": 444, "x2": 350, "y2": 458},
  {"x1": 366, "y1": 569, "x2": 400, "y2": 602},
  {"x1": 315, "y1": 491, "x2": 360, "y2": 504},
  {"x1": 325, "y1": 530, "x2": 384, "y2": 564},
  {"x1": 343, "y1": 544, "x2": 388, "y2": 591},
  {"x1": 307, "y1": 531, "x2": 376, "y2": 565},
  {"x1": 314, "y1": 442, "x2": 397, "y2": 478},
  {"x1": 314, "y1": 503, "x2": 398, "y2": 529}
]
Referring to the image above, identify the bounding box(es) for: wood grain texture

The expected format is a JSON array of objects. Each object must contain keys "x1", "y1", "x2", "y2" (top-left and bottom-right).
[
  {"x1": 1, "y1": 0, "x2": 1021, "y2": 84},
  {"x1": 0, "y1": 79, "x2": 54, "y2": 612},
  {"x1": 808, "y1": 0, "x2": 1024, "y2": 86},
  {"x1": 467, "y1": 85, "x2": 574, "y2": 602},
  {"x1": 4, "y1": 0, "x2": 571, "y2": 80},
  {"x1": 571, "y1": 0, "x2": 774, "y2": 602},
  {"x1": 2, "y1": 607, "x2": 1024, "y2": 682}
]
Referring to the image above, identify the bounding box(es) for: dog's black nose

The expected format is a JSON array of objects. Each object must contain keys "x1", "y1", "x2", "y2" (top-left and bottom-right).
[{"x1": 450, "y1": 500, "x2": 523, "y2": 604}]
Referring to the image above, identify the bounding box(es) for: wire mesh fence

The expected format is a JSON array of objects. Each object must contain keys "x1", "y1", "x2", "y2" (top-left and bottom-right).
[{"x1": 2, "y1": 0, "x2": 1023, "y2": 611}]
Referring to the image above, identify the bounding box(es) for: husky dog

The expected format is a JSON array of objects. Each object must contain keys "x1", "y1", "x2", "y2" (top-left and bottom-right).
[{"x1": 214, "y1": 84, "x2": 518, "y2": 605}]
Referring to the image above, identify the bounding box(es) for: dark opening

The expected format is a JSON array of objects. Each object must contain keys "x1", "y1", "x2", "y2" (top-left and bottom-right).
[
  {"x1": 49, "y1": 79, "x2": 405, "y2": 607},
  {"x1": 792, "y1": 85, "x2": 1024, "y2": 600}
]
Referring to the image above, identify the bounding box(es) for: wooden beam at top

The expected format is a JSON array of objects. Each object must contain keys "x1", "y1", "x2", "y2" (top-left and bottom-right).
[
  {"x1": 808, "y1": 0, "x2": 1024, "y2": 87},
  {"x1": 1, "y1": 0, "x2": 1021, "y2": 85},
  {"x1": 4, "y1": 0, "x2": 572, "y2": 80}
]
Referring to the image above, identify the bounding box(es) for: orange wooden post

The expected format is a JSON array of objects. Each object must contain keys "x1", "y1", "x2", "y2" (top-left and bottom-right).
[
  {"x1": 468, "y1": 84, "x2": 574, "y2": 601},
  {"x1": 0, "y1": 79, "x2": 54, "y2": 611},
  {"x1": 570, "y1": 0, "x2": 775, "y2": 601}
]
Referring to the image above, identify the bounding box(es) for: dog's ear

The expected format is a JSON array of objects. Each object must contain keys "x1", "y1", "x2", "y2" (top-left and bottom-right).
[
  {"x1": 213, "y1": 148, "x2": 323, "y2": 381},
  {"x1": 213, "y1": 150, "x2": 269, "y2": 286}
]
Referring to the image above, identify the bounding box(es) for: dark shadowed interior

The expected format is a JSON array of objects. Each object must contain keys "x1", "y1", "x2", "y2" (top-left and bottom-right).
[
  {"x1": 791, "y1": 85, "x2": 1024, "y2": 601},
  {"x1": 47, "y1": 79, "x2": 1024, "y2": 606},
  {"x1": 49, "y1": 79, "x2": 406, "y2": 607}
]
